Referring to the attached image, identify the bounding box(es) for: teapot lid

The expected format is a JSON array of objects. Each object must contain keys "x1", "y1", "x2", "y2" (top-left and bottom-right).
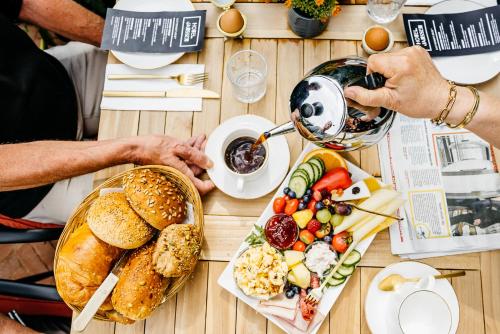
[{"x1": 289, "y1": 75, "x2": 346, "y2": 142}]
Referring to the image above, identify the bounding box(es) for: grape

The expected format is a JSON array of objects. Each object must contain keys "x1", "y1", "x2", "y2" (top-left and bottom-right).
[
  {"x1": 283, "y1": 187, "x2": 290, "y2": 195},
  {"x1": 330, "y1": 214, "x2": 344, "y2": 227},
  {"x1": 316, "y1": 209, "x2": 332, "y2": 224},
  {"x1": 324, "y1": 235, "x2": 332, "y2": 243},
  {"x1": 292, "y1": 285, "x2": 300, "y2": 294},
  {"x1": 288, "y1": 190, "x2": 297, "y2": 199},
  {"x1": 303, "y1": 195, "x2": 311, "y2": 203},
  {"x1": 315, "y1": 201, "x2": 325, "y2": 210},
  {"x1": 335, "y1": 203, "x2": 352, "y2": 216},
  {"x1": 285, "y1": 289, "x2": 296, "y2": 299},
  {"x1": 306, "y1": 189, "x2": 313, "y2": 196},
  {"x1": 298, "y1": 201, "x2": 307, "y2": 211}
]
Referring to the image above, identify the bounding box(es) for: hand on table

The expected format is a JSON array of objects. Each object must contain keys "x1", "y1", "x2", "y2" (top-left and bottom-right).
[
  {"x1": 132, "y1": 134, "x2": 215, "y2": 195},
  {"x1": 344, "y1": 46, "x2": 449, "y2": 120}
]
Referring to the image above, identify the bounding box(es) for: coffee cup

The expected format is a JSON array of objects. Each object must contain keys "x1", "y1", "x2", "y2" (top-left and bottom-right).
[
  {"x1": 221, "y1": 128, "x2": 269, "y2": 192},
  {"x1": 398, "y1": 290, "x2": 452, "y2": 334}
]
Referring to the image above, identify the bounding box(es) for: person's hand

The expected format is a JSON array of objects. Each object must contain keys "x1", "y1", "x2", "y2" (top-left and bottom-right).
[
  {"x1": 344, "y1": 46, "x2": 449, "y2": 120},
  {"x1": 132, "y1": 134, "x2": 215, "y2": 195}
]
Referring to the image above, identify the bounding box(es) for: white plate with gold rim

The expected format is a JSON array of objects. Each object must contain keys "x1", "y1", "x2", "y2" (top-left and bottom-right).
[{"x1": 112, "y1": 0, "x2": 194, "y2": 69}]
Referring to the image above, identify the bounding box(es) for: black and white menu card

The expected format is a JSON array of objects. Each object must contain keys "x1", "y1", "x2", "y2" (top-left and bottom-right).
[
  {"x1": 403, "y1": 6, "x2": 500, "y2": 57},
  {"x1": 101, "y1": 8, "x2": 206, "y2": 53}
]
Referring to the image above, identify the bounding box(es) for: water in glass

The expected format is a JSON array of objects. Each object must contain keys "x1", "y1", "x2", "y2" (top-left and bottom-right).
[
  {"x1": 367, "y1": 0, "x2": 406, "y2": 24},
  {"x1": 227, "y1": 50, "x2": 267, "y2": 104}
]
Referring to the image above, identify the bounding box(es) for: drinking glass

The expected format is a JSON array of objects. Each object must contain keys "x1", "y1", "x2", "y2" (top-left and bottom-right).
[
  {"x1": 367, "y1": 0, "x2": 407, "y2": 24},
  {"x1": 227, "y1": 50, "x2": 267, "y2": 104}
]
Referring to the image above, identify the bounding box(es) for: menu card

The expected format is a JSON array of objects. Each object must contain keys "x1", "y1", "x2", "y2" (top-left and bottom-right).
[
  {"x1": 101, "y1": 9, "x2": 206, "y2": 53},
  {"x1": 403, "y1": 6, "x2": 500, "y2": 57}
]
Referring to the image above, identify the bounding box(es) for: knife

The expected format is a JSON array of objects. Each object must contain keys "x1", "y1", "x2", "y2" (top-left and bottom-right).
[
  {"x1": 102, "y1": 88, "x2": 220, "y2": 99},
  {"x1": 72, "y1": 251, "x2": 129, "y2": 332}
]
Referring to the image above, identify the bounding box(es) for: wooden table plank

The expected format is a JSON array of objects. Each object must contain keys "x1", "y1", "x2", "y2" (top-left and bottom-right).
[
  {"x1": 115, "y1": 320, "x2": 145, "y2": 334},
  {"x1": 454, "y1": 270, "x2": 485, "y2": 334},
  {"x1": 196, "y1": 4, "x2": 426, "y2": 41},
  {"x1": 175, "y1": 261, "x2": 209, "y2": 334},
  {"x1": 70, "y1": 312, "x2": 115, "y2": 334},
  {"x1": 236, "y1": 300, "x2": 267, "y2": 334},
  {"x1": 144, "y1": 297, "x2": 177, "y2": 334},
  {"x1": 330, "y1": 269, "x2": 361, "y2": 334},
  {"x1": 360, "y1": 267, "x2": 381, "y2": 334},
  {"x1": 205, "y1": 262, "x2": 237, "y2": 334},
  {"x1": 481, "y1": 251, "x2": 500, "y2": 334}
]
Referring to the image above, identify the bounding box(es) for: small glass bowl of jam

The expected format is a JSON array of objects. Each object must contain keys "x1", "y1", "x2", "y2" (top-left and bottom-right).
[{"x1": 264, "y1": 214, "x2": 299, "y2": 250}]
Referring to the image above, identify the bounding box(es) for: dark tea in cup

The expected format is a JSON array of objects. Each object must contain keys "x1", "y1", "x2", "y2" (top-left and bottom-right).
[{"x1": 224, "y1": 136, "x2": 266, "y2": 174}]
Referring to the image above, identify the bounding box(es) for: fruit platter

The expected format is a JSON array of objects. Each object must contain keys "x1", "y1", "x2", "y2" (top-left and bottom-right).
[{"x1": 218, "y1": 144, "x2": 404, "y2": 334}]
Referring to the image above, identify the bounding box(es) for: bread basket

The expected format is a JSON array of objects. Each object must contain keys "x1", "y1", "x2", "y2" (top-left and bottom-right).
[{"x1": 53, "y1": 165, "x2": 204, "y2": 321}]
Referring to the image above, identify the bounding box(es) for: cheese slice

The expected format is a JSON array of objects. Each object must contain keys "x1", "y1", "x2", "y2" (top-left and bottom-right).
[{"x1": 334, "y1": 180, "x2": 371, "y2": 201}]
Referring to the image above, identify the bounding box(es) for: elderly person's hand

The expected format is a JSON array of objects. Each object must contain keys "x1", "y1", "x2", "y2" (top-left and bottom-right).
[
  {"x1": 133, "y1": 134, "x2": 215, "y2": 195},
  {"x1": 344, "y1": 46, "x2": 449, "y2": 120}
]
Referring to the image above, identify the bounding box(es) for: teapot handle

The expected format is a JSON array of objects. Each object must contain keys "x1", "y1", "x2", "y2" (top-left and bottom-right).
[{"x1": 349, "y1": 72, "x2": 386, "y2": 90}]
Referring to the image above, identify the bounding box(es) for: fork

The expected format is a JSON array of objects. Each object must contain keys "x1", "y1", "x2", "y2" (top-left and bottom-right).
[
  {"x1": 305, "y1": 241, "x2": 359, "y2": 305},
  {"x1": 107, "y1": 72, "x2": 208, "y2": 86}
]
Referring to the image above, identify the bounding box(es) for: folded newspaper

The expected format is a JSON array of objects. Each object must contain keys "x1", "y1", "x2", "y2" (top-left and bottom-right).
[{"x1": 378, "y1": 115, "x2": 500, "y2": 259}]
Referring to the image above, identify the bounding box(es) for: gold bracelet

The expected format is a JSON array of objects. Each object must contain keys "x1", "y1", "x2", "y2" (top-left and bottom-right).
[
  {"x1": 445, "y1": 86, "x2": 480, "y2": 129},
  {"x1": 431, "y1": 81, "x2": 457, "y2": 126}
]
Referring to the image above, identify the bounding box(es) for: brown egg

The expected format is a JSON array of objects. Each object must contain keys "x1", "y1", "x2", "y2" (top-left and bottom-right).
[
  {"x1": 365, "y1": 27, "x2": 390, "y2": 51},
  {"x1": 219, "y1": 8, "x2": 244, "y2": 34}
]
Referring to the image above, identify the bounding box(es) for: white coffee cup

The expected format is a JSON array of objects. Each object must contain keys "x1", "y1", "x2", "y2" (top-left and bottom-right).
[
  {"x1": 398, "y1": 290, "x2": 452, "y2": 334},
  {"x1": 221, "y1": 128, "x2": 269, "y2": 192}
]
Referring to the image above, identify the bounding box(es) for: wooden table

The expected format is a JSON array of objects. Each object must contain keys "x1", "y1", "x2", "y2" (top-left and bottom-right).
[{"x1": 72, "y1": 2, "x2": 500, "y2": 333}]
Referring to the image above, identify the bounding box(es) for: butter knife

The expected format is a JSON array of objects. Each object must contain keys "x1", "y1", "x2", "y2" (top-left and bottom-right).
[
  {"x1": 72, "y1": 251, "x2": 129, "y2": 332},
  {"x1": 102, "y1": 88, "x2": 220, "y2": 99}
]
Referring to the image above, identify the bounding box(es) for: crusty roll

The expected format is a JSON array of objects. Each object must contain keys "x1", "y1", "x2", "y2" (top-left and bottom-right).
[
  {"x1": 123, "y1": 169, "x2": 187, "y2": 230},
  {"x1": 153, "y1": 224, "x2": 201, "y2": 277},
  {"x1": 105, "y1": 310, "x2": 135, "y2": 324},
  {"x1": 87, "y1": 192, "x2": 154, "y2": 249},
  {"x1": 56, "y1": 224, "x2": 122, "y2": 311},
  {"x1": 111, "y1": 241, "x2": 169, "y2": 320}
]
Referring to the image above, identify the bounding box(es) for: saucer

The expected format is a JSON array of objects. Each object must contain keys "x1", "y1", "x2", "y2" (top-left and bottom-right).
[
  {"x1": 365, "y1": 261, "x2": 459, "y2": 334},
  {"x1": 205, "y1": 115, "x2": 290, "y2": 199}
]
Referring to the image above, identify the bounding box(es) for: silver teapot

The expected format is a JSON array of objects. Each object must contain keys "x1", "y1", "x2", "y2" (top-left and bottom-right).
[{"x1": 264, "y1": 57, "x2": 396, "y2": 151}]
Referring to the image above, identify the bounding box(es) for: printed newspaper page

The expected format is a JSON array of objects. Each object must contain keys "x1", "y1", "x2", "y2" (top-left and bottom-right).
[{"x1": 378, "y1": 115, "x2": 500, "y2": 258}]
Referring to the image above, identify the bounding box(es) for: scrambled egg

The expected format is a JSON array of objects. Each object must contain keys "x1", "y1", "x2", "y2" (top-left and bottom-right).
[{"x1": 234, "y1": 243, "x2": 288, "y2": 299}]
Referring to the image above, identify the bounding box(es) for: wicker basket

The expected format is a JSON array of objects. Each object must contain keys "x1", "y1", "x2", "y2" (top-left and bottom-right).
[{"x1": 53, "y1": 165, "x2": 204, "y2": 321}]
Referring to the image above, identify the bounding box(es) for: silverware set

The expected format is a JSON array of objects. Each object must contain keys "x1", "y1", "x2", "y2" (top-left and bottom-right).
[{"x1": 107, "y1": 72, "x2": 209, "y2": 86}]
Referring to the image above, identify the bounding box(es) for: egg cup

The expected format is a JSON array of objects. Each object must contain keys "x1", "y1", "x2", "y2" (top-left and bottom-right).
[
  {"x1": 361, "y1": 25, "x2": 394, "y2": 55},
  {"x1": 216, "y1": 11, "x2": 247, "y2": 41}
]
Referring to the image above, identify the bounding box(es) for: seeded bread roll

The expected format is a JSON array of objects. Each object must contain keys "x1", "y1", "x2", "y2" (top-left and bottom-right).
[
  {"x1": 87, "y1": 192, "x2": 154, "y2": 249},
  {"x1": 123, "y1": 169, "x2": 187, "y2": 230},
  {"x1": 153, "y1": 224, "x2": 201, "y2": 277},
  {"x1": 105, "y1": 310, "x2": 135, "y2": 324},
  {"x1": 111, "y1": 241, "x2": 170, "y2": 320}
]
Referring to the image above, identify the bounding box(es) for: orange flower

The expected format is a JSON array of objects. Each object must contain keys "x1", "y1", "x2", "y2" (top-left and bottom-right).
[
  {"x1": 315, "y1": 0, "x2": 325, "y2": 6},
  {"x1": 333, "y1": 5, "x2": 342, "y2": 16},
  {"x1": 285, "y1": 0, "x2": 292, "y2": 7}
]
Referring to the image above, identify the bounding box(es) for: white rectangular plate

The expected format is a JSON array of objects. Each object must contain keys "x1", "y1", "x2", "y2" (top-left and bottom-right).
[{"x1": 218, "y1": 143, "x2": 379, "y2": 334}]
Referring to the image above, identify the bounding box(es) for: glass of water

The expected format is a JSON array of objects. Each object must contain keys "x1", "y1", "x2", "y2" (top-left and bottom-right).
[
  {"x1": 227, "y1": 50, "x2": 267, "y2": 104},
  {"x1": 367, "y1": 0, "x2": 407, "y2": 24}
]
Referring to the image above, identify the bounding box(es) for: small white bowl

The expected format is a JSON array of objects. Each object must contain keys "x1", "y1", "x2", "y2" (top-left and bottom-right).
[{"x1": 362, "y1": 25, "x2": 394, "y2": 55}]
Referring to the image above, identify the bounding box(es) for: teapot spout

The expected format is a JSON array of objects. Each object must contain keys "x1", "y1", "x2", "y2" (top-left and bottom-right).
[{"x1": 264, "y1": 121, "x2": 295, "y2": 139}]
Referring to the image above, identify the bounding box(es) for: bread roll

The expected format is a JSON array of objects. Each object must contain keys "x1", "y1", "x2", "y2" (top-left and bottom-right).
[
  {"x1": 112, "y1": 241, "x2": 169, "y2": 320},
  {"x1": 153, "y1": 224, "x2": 201, "y2": 277},
  {"x1": 123, "y1": 169, "x2": 187, "y2": 230},
  {"x1": 87, "y1": 192, "x2": 154, "y2": 249},
  {"x1": 105, "y1": 310, "x2": 135, "y2": 324},
  {"x1": 56, "y1": 224, "x2": 122, "y2": 310}
]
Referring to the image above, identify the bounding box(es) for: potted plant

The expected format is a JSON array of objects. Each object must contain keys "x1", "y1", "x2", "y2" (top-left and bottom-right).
[{"x1": 284, "y1": 0, "x2": 340, "y2": 38}]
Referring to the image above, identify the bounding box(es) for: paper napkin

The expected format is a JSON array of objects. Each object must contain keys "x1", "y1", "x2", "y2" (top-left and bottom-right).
[{"x1": 100, "y1": 64, "x2": 205, "y2": 111}]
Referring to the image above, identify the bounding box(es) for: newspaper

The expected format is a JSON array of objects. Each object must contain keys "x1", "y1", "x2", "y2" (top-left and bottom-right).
[{"x1": 378, "y1": 114, "x2": 500, "y2": 259}]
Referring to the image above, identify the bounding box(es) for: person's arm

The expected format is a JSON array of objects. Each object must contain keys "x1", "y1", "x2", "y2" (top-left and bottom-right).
[
  {"x1": 343, "y1": 46, "x2": 500, "y2": 147},
  {"x1": 18, "y1": 0, "x2": 104, "y2": 46},
  {"x1": 0, "y1": 135, "x2": 214, "y2": 195}
]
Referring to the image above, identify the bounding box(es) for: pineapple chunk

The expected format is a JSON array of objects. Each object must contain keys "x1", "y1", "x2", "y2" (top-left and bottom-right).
[
  {"x1": 292, "y1": 209, "x2": 313, "y2": 229},
  {"x1": 284, "y1": 250, "x2": 305, "y2": 268},
  {"x1": 291, "y1": 263, "x2": 311, "y2": 289}
]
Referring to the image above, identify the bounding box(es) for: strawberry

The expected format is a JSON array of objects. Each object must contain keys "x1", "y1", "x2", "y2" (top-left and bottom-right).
[{"x1": 306, "y1": 219, "x2": 321, "y2": 234}]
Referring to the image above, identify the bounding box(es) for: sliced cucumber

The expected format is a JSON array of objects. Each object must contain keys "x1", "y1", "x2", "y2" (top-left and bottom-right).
[
  {"x1": 288, "y1": 175, "x2": 308, "y2": 198},
  {"x1": 309, "y1": 162, "x2": 321, "y2": 182},
  {"x1": 337, "y1": 264, "x2": 355, "y2": 277},
  {"x1": 327, "y1": 277, "x2": 346, "y2": 287},
  {"x1": 308, "y1": 158, "x2": 325, "y2": 176},
  {"x1": 292, "y1": 169, "x2": 311, "y2": 187},
  {"x1": 314, "y1": 157, "x2": 326, "y2": 171},
  {"x1": 297, "y1": 163, "x2": 315, "y2": 185},
  {"x1": 332, "y1": 271, "x2": 345, "y2": 280},
  {"x1": 343, "y1": 250, "x2": 361, "y2": 267}
]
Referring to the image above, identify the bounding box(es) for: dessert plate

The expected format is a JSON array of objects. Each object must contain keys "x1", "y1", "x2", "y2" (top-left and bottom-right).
[
  {"x1": 205, "y1": 115, "x2": 290, "y2": 199},
  {"x1": 365, "y1": 261, "x2": 459, "y2": 334},
  {"x1": 112, "y1": 0, "x2": 194, "y2": 69},
  {"x1": 426, "y1": 0, "x2": 500, "y2": 84}
]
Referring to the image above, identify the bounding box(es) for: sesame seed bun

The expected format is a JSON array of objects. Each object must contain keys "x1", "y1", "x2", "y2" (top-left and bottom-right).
[
  {"x1": 86, "y1": 192, "x2": 154, "y2": 249},
  {"x1": 123, "y1": 169, "x2": 187, "y2": 230},
  {"x1": 153, "y1": 224, "x2": 201, "y2": 277}
]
